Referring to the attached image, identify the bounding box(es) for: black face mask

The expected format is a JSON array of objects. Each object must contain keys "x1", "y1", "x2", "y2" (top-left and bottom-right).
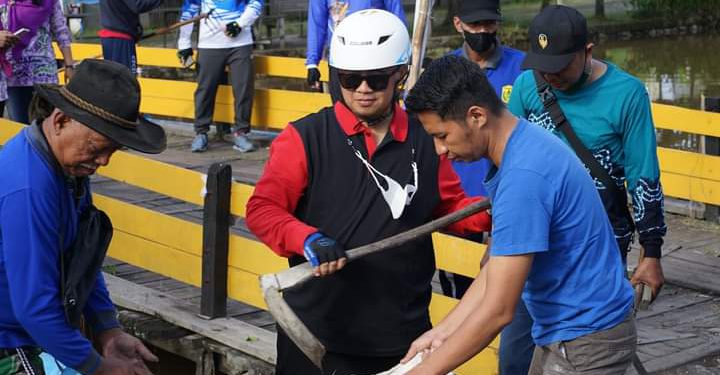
[{"x1": 463, "y1": 30, "x2": 497, "y2": 54}]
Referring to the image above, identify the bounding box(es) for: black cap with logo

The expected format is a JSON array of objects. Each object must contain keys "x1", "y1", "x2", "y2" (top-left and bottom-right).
[
  {"x1": 521, "y1": 5, "x2": 588, "y2": 73},
  {"x1": 458, "y1": 0, "x2": 501, "y2": 23}
]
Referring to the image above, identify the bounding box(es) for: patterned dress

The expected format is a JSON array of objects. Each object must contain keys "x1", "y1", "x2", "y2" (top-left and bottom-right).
[{"x1": 1, "y1": 0, "x2": 71, "y2": 88}]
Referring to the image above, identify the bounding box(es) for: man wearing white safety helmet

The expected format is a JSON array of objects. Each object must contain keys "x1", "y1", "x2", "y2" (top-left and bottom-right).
[{"x1": 246, "y1": 9, "x2": 491, "y2": 375}]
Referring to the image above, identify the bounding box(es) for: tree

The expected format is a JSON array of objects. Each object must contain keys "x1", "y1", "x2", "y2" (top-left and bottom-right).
[{"x1": 596, "y1": 0, "x2": 605, "y2": 18}]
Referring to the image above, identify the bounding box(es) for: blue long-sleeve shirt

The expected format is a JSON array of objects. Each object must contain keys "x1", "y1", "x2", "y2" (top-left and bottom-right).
[
  {"x1": 0, "y1": 124, "x2": 119, "y2": 374},
  {"x1": 306, "y1": 0, "x2": 406, "y2": 67}
]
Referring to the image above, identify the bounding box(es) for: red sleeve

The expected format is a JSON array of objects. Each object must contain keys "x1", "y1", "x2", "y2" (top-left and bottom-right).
[
  {"x1": 433, "y1": 156, "x2": 492, "y2": 233},
  {"x1": 245, "y1": 125, "x2": 317, "y2": 258}
]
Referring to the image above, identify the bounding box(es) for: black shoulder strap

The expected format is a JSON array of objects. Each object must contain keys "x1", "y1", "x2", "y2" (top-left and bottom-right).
[{"x1": 532, "y1": 70, "x2": 620, "y2": 196}]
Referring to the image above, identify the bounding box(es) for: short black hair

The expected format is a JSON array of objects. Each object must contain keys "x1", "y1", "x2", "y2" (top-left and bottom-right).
[{"x1": 405, "y1": 55, "x2": 503, "y2": 121}]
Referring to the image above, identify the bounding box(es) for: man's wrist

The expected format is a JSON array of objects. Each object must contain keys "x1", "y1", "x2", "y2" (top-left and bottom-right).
[{"x1": 97, "y1": 327, "x2": 123, "y2": 352}]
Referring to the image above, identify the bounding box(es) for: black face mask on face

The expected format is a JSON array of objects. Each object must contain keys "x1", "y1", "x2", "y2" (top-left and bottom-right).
[{"x1": 463, "y1": 30, "x2": 497, "y2": 54}]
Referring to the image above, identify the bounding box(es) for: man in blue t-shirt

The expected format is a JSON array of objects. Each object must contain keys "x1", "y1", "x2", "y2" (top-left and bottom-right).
[
  {"x1": 506, "y1": 5, "x2": 667, "y2": 371},
  {"x1": 443, "y1": 2, "x2": 530, "y2": 372},
  {"x1": 402, "y1": 56, "x2": 636, "y2": 374}
]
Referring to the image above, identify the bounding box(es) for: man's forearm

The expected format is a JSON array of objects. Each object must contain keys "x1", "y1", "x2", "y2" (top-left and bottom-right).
[
  {"x1": 434, "y1": 260, "x2": 489, "y2": 335},
  {"x1": 415, "y1": 304, "x2": 510, "y2": 374}
]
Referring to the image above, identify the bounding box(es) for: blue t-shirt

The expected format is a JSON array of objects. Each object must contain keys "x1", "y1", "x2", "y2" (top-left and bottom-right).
[
  {"x1": 508, "y1": 63, "x2": 666, "y2": 255},
  {"x1": 484, "y1": 119, "x2": 634, "y2": 346},
  {"x1": 450, "y1": 45, "x2": 524, "y2": 197},
  {"x1": 0, "y1": 126, "x2": 119, "y2": 373}
]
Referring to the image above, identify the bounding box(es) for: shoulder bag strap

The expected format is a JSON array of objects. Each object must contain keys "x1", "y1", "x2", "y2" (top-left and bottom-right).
[{"x1": 532, "y1": 70, "x2": 620, "y2": 196}]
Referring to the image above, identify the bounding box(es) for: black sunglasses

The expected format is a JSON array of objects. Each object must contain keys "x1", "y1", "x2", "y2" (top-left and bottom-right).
[{"x1": 337, "y1": 67, "x2": 401, "y2": 92}]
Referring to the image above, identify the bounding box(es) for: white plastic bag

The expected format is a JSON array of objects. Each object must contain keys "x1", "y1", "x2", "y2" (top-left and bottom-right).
[{"x1": 375, "y1": 353, "x2": 455, "y2": 375}]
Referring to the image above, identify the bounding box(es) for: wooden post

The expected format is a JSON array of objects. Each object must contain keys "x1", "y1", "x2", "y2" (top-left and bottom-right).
[
  {"x1": 703, "y1": 96, "x2": 720, "y2": 223},
  {"x1": 406, "y1": 0, "x2": 432, "y2": 91},
  {"x1": 200, "y1": 163, "x2": 232, "y2": 319}
]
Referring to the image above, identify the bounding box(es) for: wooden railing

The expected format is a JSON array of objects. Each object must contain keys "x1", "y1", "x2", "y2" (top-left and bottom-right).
[
  {"x1": 0, "y1": 43, "x2": 713, "y2": 374},
  {"x1": 0, "y1": 118, "x2": 495, "y2": 373},
  {"x1": 54, "y1": 43, "x2": 720, "y2": 207}
]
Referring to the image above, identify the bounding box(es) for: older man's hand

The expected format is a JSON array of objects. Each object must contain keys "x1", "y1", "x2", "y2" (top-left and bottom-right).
[{"x1": 98, "y1": 329, "x2": 158, "y2": 375}]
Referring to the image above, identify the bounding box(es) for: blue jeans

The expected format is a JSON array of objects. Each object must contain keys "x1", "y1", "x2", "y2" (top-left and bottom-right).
[
  {"x1": 499, "y1": 299, "x2": 535, "y2": 375},
  {"x1": 7, "y1": 86, "x2": 35, "y2": 124}
]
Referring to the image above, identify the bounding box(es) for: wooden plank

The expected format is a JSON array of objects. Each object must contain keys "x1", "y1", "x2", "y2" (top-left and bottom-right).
[
  {"x1": 0, "y1": 118, "x2": 24, "y2": 144},
  {"x1": 104, "y1": 273, "x2": 277, "y2": 365},
  {"x1": 658, "y1": 148, "x2": 720, "y2": 182},
  {"x1": 97, "y1": 152, "x2": 207, "y2": 207},
  {"x1": 138, "y1": 78, "x2": 330, "y2": 130},
  {"x1": 661, "y1": 172, "x2": 720, "y2": 206},
  {"x1": 54, "y1": 43, "x2": 330, "y2": 79},
  {"x1": 662, "y1": 256, "x2": 720, "y2": 294},
  {"x1": 653, "y1": 103, "x2": 720, "y2": 138},
  {"x1": 430, "y1": 293, "x2": 499, "y2": 375},
  {"x1": 432, "y1": 233, "x2": 486, "y2": 278}
]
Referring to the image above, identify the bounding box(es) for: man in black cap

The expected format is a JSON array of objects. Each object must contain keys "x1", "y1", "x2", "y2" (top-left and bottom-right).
[
  {"x1": 443, "y1": 3, "x2": 532, "y2": 373},
  {"x1": 506, "y1": 4, "x2": 665, "y2": 372},
  {"x1": 0, "y1": 59, "x2": 166, "y2": 375}
]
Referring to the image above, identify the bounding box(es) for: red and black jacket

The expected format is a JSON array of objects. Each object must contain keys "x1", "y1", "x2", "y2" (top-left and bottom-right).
[{"x1": 246, "y1": 102, "x2": 490, "y2": 356}]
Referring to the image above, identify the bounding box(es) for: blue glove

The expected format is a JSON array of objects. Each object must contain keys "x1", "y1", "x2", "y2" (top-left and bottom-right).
[
  {"x1": 303, "y1": 232, "x2": 346, "y2": 267},
  {"x1": 225, "y1": 21, "x2": 242, "y2": 37}
]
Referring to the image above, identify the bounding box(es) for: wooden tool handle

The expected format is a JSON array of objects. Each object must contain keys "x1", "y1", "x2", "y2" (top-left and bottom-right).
[{"x1": 272, "y1": 199, "x2": 491, "y2": 291}]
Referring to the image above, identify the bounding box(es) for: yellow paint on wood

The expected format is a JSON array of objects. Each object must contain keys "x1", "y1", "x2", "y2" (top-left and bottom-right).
[
  {"x1": 430, "y1": 293, "x2": 499, "y2": 375},
  {"x1": 0, "y1": 119, "x2": 24, "y2": 144},
  {"x1": 658, "y1": 147, "x2": 720, "y2": 181},
  {"x1": 94, "y1": 194, "x2": 202, "y2": 256},
  {"x1": 97, "y1": 151, "x2": 206, "y2": 207},
  {"x1": 56, "y1": 44, "x2": 330, "y2": 80},
  {"x1": 432, "y1": 233, "x2": 486, "y2": 278},
  {"x1": 107, "y1": 229, "x2": 202, "y2": 287},
  {"x1": 652, "y1": 103, "x2": 720, "y2": 137},
  {"x1": 661, "y1": 172, "x2": 720, "y2": 206},
  {"x1": 137, "y1": 77, "x2": 329, "y2": 130}
]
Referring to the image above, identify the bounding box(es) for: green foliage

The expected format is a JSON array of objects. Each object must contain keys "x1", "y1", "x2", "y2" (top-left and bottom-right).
[{"x1": 628, "y1": 0, "x2": 720, "y2": 20}]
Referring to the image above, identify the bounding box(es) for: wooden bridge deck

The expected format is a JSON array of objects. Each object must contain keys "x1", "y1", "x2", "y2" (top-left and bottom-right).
[{"x1": 92, "y1": 129, "x2": 720, "y2": 374}]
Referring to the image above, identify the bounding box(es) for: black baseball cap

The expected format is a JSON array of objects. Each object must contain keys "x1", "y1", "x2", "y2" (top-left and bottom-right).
[
  {"x1": 521, "y1": 5, "x2": 588, "y2": 73},
  {"x1": 457, "y1": 0, "x2": 501, "y2": 23}
]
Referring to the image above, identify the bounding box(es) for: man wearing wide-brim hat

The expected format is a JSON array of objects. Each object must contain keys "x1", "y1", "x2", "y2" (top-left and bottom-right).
[{"x1": 0, "y1": 59, "x2": 165, "y2": 375}]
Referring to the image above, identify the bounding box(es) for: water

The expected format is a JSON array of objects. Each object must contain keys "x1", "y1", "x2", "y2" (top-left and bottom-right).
[
  {"x1": 595, "y1": 33, "x2": 720, "y2": 152},
  {"x1": 595, "y1": 33, "x2": 720, "y2": 110}
]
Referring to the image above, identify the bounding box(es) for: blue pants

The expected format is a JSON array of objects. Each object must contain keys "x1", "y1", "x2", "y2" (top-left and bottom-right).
[
  {"x1": 101, "y1": 37, "x2": 137, "y2": 74},
  {"x1": 7, "y1": 86, "x2": 35, "y2": 124},
  {"x1": 499, "y1": 299, "x2": 535, "y2": 375}
]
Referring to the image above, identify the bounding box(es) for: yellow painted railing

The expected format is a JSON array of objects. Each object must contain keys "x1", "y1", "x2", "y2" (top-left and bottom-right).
[
  {"x1": 54, "y1": 43, "x2": 720, "y2": 207},
  {"x1": 0, "y1": 119, "x2": 495, "y2": 374},
  {"x1": 6, "y1": 43, "x2": 713, "y2": 373}
]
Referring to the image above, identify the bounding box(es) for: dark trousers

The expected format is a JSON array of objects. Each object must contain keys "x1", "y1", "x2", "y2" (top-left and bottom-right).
[
  {"x1": 275, "y1": 327, "x2": 403, "y2": 375},
  {"x1": 6, "y1": 86, "x2": 34, "y2": 124},
  {"x1": 101, "y1": 37, "x2": 137, "y2": 74},
  {"x1": 328, "y1": 66, "x2": 342, "y2": 104},
  {"x1": 194, "y1": 46, "x2": 254, "y2": 135}
]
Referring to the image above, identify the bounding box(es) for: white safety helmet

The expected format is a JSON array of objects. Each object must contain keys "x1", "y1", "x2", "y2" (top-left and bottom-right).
[{"x1": 329, "y1": 9, "x2": 411, "y2": 71}]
